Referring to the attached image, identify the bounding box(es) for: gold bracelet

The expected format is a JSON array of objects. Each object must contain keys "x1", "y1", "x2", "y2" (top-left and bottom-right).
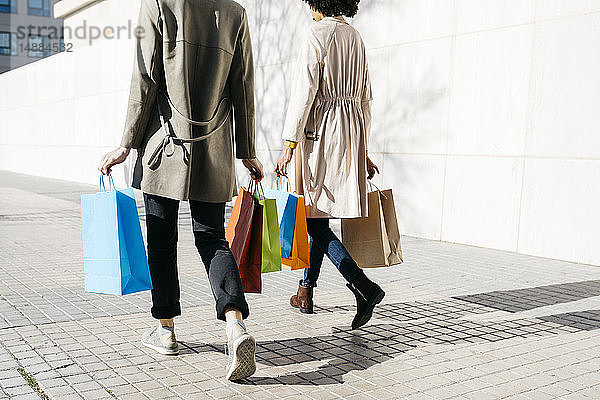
[{"x1": 284, "y1": 140, "x2": 297, "y2": 149}]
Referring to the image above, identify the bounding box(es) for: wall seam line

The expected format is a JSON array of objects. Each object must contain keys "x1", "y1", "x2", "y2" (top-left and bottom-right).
[
  {"x1": 516, "y1": 1, "x2": 539, "y2": 254},
  {"x1": 439, "y1": 0, "x2": 458, "y2": 242}
]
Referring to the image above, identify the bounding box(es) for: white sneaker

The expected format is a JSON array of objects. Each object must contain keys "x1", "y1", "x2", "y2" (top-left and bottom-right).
[
  {"x1": 225, "y1": 324, "x2": 256, "y2": 381},
  {"x1": 141, "y1": 327, "x2": 179, "y2": 355}
]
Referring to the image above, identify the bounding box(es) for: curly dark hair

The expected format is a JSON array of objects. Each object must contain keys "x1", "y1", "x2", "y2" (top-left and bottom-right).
[{"x1": 303, "y1": 0, "x2": 361, "y2": 18}]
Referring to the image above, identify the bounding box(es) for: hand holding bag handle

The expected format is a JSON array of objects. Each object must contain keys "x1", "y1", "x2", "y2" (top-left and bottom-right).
[
  {"x1": 247, "y1": 177, "x2": 261, "y2": 200},
  {"x1": 99, "y1": 174, "x2": 117, "y2": 193},
  {"x1": 256, "y1": 181, "x2": 267, "y2": 201},
  {"x1": 276, "y1": 176, "x2": 291, "y2": 192}
]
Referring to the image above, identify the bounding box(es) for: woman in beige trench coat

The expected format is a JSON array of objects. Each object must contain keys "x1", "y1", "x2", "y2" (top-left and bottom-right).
[
  {"x1": 276, "y1": 0, "x2": 385, "y2": 330},
  {"x1": 98, "y1": 0, "x2": 262, "y2": 381}
]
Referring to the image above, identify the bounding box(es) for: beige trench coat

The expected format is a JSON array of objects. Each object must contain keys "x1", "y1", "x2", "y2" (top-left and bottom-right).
[
  {"x1": 282, "y1": 17, "x2": 372, "y2": 219},
  {"x1": 121, "y1": 0, "x2": 255, "y2": 202}
]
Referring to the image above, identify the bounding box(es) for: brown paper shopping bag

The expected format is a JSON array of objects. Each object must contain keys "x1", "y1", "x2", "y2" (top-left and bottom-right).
[{"x1": 341, "y1": 188, "x2": 403, "y2": 268}]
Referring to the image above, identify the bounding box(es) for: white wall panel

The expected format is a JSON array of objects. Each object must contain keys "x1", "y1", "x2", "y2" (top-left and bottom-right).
[
  {"x1": 441, "y1": 156, "x2": 523, "y2": 251},
  {"x1": 455, "y1": 0, "x2": 535, "y2": 33},
  {"x1": 386, "y1": 38, "x2": 451, "y2": 155},
  {"x1": 383, "y1": 154, "x2": 445, "y2": 240},
  {"x1": 254, "y1": 62, "x2": 294, "y2": 152},
  {"x1": 518, "y1": 159, "x2": 600, "y2": 266},
  {"x1": 527, "y1": 14, "x2": 600, "y2": 158},
  {"x1": 364, "y1": 48, "x2": 389, "y2": 154},
  {"x1": 351, "y1": 0, "x2": 395, "y2": 49},
  {"x1": 535, "y1": 0, "x2": 600, "y2": 20},
  {"x1": 447, "y1": 26, "x2": 533, "y2": 156},
  {"x1": 381, "y1": 0, "x2": 456, "y2": 45}
]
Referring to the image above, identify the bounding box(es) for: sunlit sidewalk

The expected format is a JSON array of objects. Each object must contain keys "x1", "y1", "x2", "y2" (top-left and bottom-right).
[{"x1": 1, "y1": 170, "x2": 599, "y2": 400}]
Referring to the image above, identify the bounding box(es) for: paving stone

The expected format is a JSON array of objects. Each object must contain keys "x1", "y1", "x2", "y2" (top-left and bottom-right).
[
  {"x1": 0, "y1": 376, "x2": 26, "y2": 389},
  {"x1": 117, "y1": 393, "x2": 150, "y2": 400},
  {"x1": 4, "y1": 385, "x2": 34, "y2": 397},
  {"x1": 1, "y1": 171, "x2": 600, "y2": 399},
  {"x1": 0, "y1": 369, "x2": 20, "y2": 380},
  {"x1": 9, "y1": 395, "x2": 42, "y2": 400},
  {"x1": 78, "y1": 389, "x2": 113, "y2": 400},
  {"x1": 72, "y1": 380, "x2": 103, "y2": 392}
]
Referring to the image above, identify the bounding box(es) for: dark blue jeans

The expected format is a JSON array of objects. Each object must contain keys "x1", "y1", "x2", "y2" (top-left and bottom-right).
[
  {"x1": 144, "y1": 193, "x2": 249, "y2": 322},
  {"x1": 302, "y1": 218, "x2": 363, "y2": 287}
]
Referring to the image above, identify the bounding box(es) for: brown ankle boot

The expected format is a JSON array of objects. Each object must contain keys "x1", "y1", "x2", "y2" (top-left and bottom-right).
[{"x1": 290, "y1": 280, "x2": 314, "y2": 314}]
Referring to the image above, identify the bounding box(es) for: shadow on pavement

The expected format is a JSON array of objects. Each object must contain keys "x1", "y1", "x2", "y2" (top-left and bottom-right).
[
  {"x1": 453, "y1": 280, "x2": 600, "y2": 313},
  {"x1": 178, "y1": 280, "x2": 600, "y2": 385}
]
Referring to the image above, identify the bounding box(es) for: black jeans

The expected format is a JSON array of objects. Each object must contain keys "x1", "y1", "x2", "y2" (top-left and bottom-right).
[
  {"x1": 144, "y1": 193, "x2": 249, "y2": 322},
  {"x1": 302, "y1": 218, "x2": 364, "y2": 287}
]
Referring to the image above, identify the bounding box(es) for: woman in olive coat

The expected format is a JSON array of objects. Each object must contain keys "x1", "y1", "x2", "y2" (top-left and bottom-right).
[{"x1": 99, "y1": 0, "x2": 262, "y2": 381}]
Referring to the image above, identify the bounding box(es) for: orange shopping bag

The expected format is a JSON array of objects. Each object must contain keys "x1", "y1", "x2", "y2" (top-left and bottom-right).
[{"x1": 282, "y1": 195, "x2": 310, "y2": 271}]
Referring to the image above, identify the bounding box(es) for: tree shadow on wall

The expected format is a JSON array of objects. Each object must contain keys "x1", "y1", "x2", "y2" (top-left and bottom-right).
[
  {"x1": 250, "y1": 0, "x2": 310, "y2": 183},
  {"x1": 376, "y1": 59, "x2": 449, "y2": 238},
  {"x1": 179, "y1": 280, "x2": 600, "y2": 385}
]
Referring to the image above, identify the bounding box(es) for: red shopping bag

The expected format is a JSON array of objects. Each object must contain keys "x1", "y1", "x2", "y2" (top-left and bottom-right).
[{"x1": 226, "y1": 184, "x2": 263, "y2": 293}]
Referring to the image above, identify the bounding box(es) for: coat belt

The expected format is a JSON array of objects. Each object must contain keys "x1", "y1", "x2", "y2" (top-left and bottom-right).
[{"x1": 147, "y1": 89, "x2": 232, "y2": 170}]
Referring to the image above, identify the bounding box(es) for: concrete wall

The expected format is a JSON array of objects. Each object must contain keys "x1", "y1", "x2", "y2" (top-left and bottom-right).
[
  {"x1": 0, "y1": 0, "x2": 599, "y2": 266},
  {"x1": 0, "y1": 0, "x2": 63, "y2": 73},
  {"x1": 0, "y1": 0, "x2": 139, "y2": 185}
]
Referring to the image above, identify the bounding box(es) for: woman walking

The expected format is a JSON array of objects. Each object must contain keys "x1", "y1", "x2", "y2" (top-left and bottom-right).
[
  {"x1": 99, "y1": 0, "x2": 262, "y2": 381},
  {"x1": 275, "y1": 0, "x2": 384, "y2": 330}
]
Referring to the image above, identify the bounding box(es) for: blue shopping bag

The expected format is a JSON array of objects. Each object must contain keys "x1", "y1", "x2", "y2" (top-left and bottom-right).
[
  {"x1": 263, "y1": 177, "x2": 298, "y2": 259},
  {"x1": 81, "y1": 175, "x2": 152, "y2": 295}
]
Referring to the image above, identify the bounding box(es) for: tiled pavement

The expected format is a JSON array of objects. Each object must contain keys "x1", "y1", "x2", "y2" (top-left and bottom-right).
[{"x1": 1, "y1": 170, "x2": 599, "y2": 400}]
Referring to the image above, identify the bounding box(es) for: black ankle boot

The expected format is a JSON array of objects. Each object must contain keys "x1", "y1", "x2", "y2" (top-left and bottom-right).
[{"x1": 347, "y1": 274, "x2": 385, "y2": 330}]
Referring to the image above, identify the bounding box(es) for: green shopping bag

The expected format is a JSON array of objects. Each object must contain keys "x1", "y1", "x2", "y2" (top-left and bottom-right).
[{"x1": 259, "y1": 191, "x2": 282, "y2": 274}]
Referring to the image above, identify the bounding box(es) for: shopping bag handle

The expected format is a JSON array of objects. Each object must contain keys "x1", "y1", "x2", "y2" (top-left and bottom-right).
[
  {"x1": 247, "y1": 177, "x2": 261, "y2": 199},
  {"x1": 276, "y1": 176, "x2": 291, "y2": 192},
  {"x1": 368, "y1": 181, "x2": 387, "y2": 200},
  {"x1": 257, "y1": 182, "x2": 266, "y2": 200},
  {"x1": 99, "y1": 174, "x2": 117, "y2": 193}
]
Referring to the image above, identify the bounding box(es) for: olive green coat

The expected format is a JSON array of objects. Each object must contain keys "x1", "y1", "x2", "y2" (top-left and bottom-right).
[{"x1": 121, "y1": 0, "x2": 255, "y2": 202}]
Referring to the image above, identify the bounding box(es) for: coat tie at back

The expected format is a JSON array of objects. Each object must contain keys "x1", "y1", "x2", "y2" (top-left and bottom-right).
[{"x1": 147, "y1": 88, "x2": 232, "y2": 170}]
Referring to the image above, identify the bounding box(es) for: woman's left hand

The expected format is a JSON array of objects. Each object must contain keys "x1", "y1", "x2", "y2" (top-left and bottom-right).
[
  {"x1": 367, "y1": 156, "x2": 380, "y2": 180},
  {"x1": 275, "y1": 147, "x2": 294, "y2": 177}
]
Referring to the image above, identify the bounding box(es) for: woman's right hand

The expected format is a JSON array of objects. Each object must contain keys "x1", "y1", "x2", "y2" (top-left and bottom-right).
[
  {"x1": 242, "y1": 158, "x2": 265, "y2": 181},
  {"x1": 98, "y1": 147, "x2": 130, "y2": 176},
  {"x1": 367, "y1": 156, "x2": 380, "y2": 180},
  {"x1": 275, "y1": 147, "x2": 294, "y2": 177}
]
